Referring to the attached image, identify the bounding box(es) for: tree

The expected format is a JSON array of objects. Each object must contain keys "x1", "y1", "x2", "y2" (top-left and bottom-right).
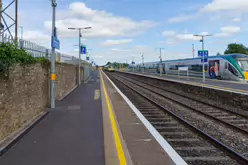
[
  {"x1": 224, "y1": 43, "x2": 248, "y2": 55},
  {"x1": 106, "y1": 62, "x2": 111, "y2": 65},
  {"x1": 216, "y1": 52, "x2": 221, "y2": 56}
]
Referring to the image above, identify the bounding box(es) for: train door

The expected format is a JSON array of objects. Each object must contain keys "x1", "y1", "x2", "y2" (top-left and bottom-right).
[
  {"x1": 222, "y1": 61, "x2": 230, "y2": 80},
  {"x1": 208, "y1": 60, "x2": 220, "y2": 79}
]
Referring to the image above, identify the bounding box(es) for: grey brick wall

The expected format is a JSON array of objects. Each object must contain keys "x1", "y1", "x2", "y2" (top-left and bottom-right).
[{"x1": 0, "y1": 63, "x2": 77, "y2": 141}]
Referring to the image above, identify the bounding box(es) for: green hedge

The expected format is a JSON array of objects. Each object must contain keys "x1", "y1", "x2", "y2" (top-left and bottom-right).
[{"x1": 0, "y1": 42, "x2": 50, "y2": 75}]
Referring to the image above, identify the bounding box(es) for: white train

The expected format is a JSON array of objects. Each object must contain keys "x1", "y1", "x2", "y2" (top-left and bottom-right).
[{"x1": 135, "y1": 54, "x2": 248, "y2": 81}]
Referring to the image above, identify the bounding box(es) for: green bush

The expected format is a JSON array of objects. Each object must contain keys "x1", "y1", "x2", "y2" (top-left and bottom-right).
[{"x1": 0, "y1": 42, "x2": 49, "y2": 75}]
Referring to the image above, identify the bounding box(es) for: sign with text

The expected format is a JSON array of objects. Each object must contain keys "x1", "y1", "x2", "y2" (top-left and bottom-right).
[
  {"x1": 198, "y1": 50, "x2": 208, "y2": 57},
  {"x1": 51, "y1": 27, "x2": 60, "y2": 50},
  {"x1": 198, "y1": 50, "x2": 208, "y2": 63},
  {"x1": 178, "y1": 66, "x2": 188, "y2": 71},
  {"x1": 80, "y1": 45, "x2": 86, "y2": 54}
]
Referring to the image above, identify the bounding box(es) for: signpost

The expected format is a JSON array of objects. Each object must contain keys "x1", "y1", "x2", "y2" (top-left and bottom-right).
[
  {"x1": 178, "y1": 67, "x2": 189, "y2": 79},
  {"x1": 131, "y1": 61, "x2": 135, "y2": 72},
  {"x1": 50, "y1": 0, "x2": 58, "y2": 109},
  {"x1": 198, "y1": 50, "x2": 208, "y2": 82}
]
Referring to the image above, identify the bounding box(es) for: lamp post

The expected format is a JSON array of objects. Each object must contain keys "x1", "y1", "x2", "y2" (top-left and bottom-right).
[
  {"x1": 194, "y1": 34, "x2": 211, "y2": 82},
  {"x1": 68, "y1": 27, "x2": 91, "y2": 85},
  {"x1": 157, "y1": 48, "x2": 165, "y2": 76},
  {"x1": 141, "y1": 53, "x2": 144, "y2": 73},
  {"x1": 50, "y1": 0, "x2": 57, "y2": 108},
  {"x1": 192, "y1": 44, "x2": 195, "y2": 58}
]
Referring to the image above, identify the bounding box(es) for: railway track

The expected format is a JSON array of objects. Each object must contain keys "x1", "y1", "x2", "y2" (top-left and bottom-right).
[
  {"x1": 115, "y1": 73, "x2": 248, "y2": 134},
  {"x1": 105, "y1": 71, "x2": 248, "y2": 165}
]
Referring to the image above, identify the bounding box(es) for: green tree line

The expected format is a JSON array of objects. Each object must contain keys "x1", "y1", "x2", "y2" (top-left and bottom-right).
[
  {"x1": 223, "y1": 43, "x2": 248, "y2": 55},
  {"x1": 106, "y1": 62, "x2": 129, "y2": 68}
]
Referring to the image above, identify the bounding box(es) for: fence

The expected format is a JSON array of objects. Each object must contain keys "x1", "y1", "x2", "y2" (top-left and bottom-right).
[
  {"x1": 129, "y1": 66, "x2": 204, "y2": 79},
  {"x1": 0, "y1": 34, "x2": 80, "y2": 65}
]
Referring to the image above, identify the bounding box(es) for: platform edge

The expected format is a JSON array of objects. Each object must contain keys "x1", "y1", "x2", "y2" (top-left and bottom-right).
[{"x1": 101, "y1": 71, "x2": 188, "y2": 165}]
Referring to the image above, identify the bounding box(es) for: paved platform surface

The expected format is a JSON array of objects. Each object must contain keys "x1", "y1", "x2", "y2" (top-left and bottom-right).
[
  {"x1": 102, "y1": 71, "x2": 175, "y2": 165},
  {"x1": 129, "y1": 71, "x2": 248, "y2": 93},
  {"x1": 0, "y1": 71, "x2": 105, "y2": 165}
]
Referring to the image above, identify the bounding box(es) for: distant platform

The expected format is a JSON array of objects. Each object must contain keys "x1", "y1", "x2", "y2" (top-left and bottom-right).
[{"x1": 125, "y1": 71, "x2": 248, "y2": 95}]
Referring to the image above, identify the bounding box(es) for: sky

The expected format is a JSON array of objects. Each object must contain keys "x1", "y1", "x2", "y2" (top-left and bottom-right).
[{"x1": 2, "y1": 0, "x2": 248, "y2": 65}]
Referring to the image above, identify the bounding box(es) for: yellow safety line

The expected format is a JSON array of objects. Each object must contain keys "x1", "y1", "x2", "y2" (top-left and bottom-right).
[{"x1": 100, "y1": 71, "x2": 127, "y2": 165}]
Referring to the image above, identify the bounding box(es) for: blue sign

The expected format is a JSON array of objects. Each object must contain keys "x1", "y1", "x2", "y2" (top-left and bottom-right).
[
  {"x1": 51, "y1": 36, "x2": 60, "y2": 50},
  {"x1": 201, "y1": 57, "x2": 208, "y2": 63},
  {"x1": 86, "y1": 56, "x2": 90, "y2": 60},
  {"x1": 51, "y1": 27, "x2": 60, "y2": 50},
  {"x1": 131, "y1": 61, "x2": 135, "y2": 65},
  {"x1": 204, "y1": 50, "x2": 208, "y2": 57},
  {"x1": 198, "y1": 50, "x2": 208, "y2": 63},
  {"x1": 198, "y1": 50, "x2": 208, "y2": 57},
  {"x1": 80, "y1": 45, "x2": 86, "y2": 54}
]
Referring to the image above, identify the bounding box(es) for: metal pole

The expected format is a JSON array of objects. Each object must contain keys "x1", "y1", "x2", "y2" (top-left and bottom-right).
[
  {"x1": 160, "y1": 48, "x2": 162, "y2": 62},
  {"x1": 142, "y1": 54, "x2": 144, "y2": 73},
  {"x1": 187, "y1": 70, "x2": 189, "y2": 80},
  {"x1": 78, "y1": 29, "x2": 81, "y2": 85},
  {"x1": 202, "y1": 36, "x2": 205, "y2": 82},
  {"x1": 15, "y1": 0, "x2": 18, "y2": 41},
  {"x1": 160, "y1": 48, "x2": 162, "y2": 76},
  {"x1": 0, "y1": 0, "x2": 2, "y2": 33},
  {"x1": 51, "y1": 1, "x2": 56, "y2": 109},
  {"x1": 192, "y1": 44, "x2": 195, "y2": 58}
]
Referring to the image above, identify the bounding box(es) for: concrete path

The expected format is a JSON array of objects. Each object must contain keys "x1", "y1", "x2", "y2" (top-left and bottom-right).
[{"x1": 0, "y1": 71, "x2": 105, "y2": 165}]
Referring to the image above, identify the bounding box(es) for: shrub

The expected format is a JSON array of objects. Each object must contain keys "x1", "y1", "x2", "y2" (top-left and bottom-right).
[{"x1": 0, "y1": 42, "x2": 49, "y2": 76}]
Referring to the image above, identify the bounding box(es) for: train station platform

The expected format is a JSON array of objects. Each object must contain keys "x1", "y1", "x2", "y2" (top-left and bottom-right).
[
  {"x1": 130, "y1": 71, "x2": 248, "y2": 95},
  {"x1": 0, "y1": 70, "x2": 180, "y2": 165}
]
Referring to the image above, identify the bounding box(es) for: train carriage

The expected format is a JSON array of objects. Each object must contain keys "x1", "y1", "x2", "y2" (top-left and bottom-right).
[{"x1": 135, "y1": 54, "x2": 248, "y2": 82}]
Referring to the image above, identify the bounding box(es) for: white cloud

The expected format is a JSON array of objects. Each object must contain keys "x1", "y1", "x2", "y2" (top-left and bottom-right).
[
  {"x1": 200, "y1": 32, "x2": 210, "y2": 35},
  {"x1": 168, "y1": 15, "x2": 196, "y2": 23},
  {"x1": 175, "y1": 34, "x2": 200, "y2": 41},
  {"x1": 44, "y1": 2, "x2": 156, "y2": 38},
  {"x1": 220, "y1": 26, "x2": 241, "y2": 33},
  {"x1": 162, "y1": 31, "x2": 177, "y2": 37},
  {"x1": 232, "y1": 18, "x2": 241, "y2": 22},
  {"x1": 23, "y1": 31, "x2": 50, "y2": 47},
  {"x1": 111, "y1": 48, "x2": 129, "y2": 52},
  {"x1": 100, "y1": 39, "x2": 132, "y2": 47},
  {"x1": 201, "y1": 0, "x2": 248, "y2": 12},
  {"x1": 215, "y1": 33, "x2": 230, "y2": 37},
  {"x1": 214, "y1": 26, "x2": 241, "y2": 38},
  {"x1": 162, "y1": 30, "x2": 210, "y2": 43}
]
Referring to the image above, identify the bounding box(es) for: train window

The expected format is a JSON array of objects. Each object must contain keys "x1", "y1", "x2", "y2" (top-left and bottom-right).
[
  {"x1": 225, "y1": 62, "x2": 228, "y2": 69},
  {"x1": 237, "y1": 60, "x2": 248, "y2": 71},
  {"x1": 228, "y1": 64, "x2": 239, "y2": 76}
]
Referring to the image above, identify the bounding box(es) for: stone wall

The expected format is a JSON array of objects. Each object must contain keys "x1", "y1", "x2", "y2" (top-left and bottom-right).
[
  {"x1": 0, "y1": 63, "x2": 77, "y2": 141},
  {"x1": 56, "y1": 63, "x2": 77, "y2": 99}
]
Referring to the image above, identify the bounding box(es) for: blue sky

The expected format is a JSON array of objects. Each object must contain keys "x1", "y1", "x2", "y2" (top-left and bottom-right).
[{"x1": 3, "y1": 0, "x2": 248, "y2": 65}]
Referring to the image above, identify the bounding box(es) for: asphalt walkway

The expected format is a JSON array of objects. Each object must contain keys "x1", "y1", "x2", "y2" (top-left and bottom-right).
[{"x1": 0, "y1": 71, "x2": 104, "y2": 165}]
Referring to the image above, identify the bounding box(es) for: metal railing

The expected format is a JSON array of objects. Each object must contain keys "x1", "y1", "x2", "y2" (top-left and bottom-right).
[{"x1": 0, "y1": 34, "x2": 80, "y2": 65}]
